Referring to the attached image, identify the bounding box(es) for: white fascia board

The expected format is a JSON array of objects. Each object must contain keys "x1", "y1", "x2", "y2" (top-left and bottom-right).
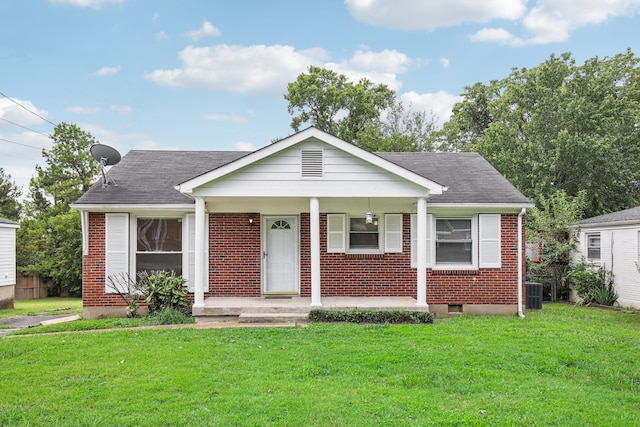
[
  {"x1": 177, "y1": 127, "x2": 447, "y2": 196},
  {"x1": 428, "y1": 203, "x2": 535, "y2": 213},
  {"x1": 0, "y1": 223, "x2": 19, "y2": 229},
  {"x1": 70, "y1": 204, "x2": 195, "y2": 213},
  {"x1": 578, "y1": 220, "x2": 640, "y2": 229}
]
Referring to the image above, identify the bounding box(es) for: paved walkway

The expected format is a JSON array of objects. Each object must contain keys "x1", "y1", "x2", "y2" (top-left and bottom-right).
[{"x1": 0, "y1": 314, "x2": 76, "y2": 337}]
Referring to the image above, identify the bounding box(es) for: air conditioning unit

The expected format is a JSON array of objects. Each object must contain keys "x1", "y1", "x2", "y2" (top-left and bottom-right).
[{"x1": 525, "y1": 281, "x2": 543, "y2": 310}]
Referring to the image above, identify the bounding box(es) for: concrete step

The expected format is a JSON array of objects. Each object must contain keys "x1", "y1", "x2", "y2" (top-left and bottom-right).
[{"x1": 238, "y1": 312, "x2": 309, "y2": 323}]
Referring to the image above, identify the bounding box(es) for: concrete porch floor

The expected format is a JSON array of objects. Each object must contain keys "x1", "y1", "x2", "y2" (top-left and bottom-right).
[{"x1": 192, "y1": 296, "x2": 429, "y2": 323}]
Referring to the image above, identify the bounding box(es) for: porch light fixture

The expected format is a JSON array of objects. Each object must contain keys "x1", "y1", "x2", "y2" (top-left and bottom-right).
[
  {"x1": 248, "y1": 215, "x2": 255, "y2": 226},
  {"x1": 365, "y1": 198, "x2": 373, "y2": 224}
]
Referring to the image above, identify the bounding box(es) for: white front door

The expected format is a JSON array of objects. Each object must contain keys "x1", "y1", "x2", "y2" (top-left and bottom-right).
[{"x1": 263, "y1": 216, "x2": 299, "y2": 294}]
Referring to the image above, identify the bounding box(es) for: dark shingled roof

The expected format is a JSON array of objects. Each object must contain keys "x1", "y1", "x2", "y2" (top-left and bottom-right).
[
  {"x1": 75, "y1": 150, "x2": 530, "y2": 206},
  {"x1": 0, "y1": 217, "x2": 18, "y2": 225},
  {"x1": 75, "y1": 151, "x2": 248, "y2": 205},
  {"x1": 377, "y1": 152, "x2": 530, "y2": 205},
  {"x1": 579, "y1": 206, "x2": 640, "y2": 225}
]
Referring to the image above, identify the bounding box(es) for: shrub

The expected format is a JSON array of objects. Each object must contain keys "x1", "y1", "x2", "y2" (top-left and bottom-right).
[
  {"x1": 148, "y1": 307, "x2": 195, "y2": 325},
  {"x1": 138, "y1": 270, "x2": 190, "y2": 314},
  {"x1": 568, "y1": 260, "x2": 618, "y2": 306},
  {"x1": 106, "y1": 272, "x2": 143, "y2": 318},
  {"x1": 309, "y1": 309, "x2": 434, "y2": 324}
]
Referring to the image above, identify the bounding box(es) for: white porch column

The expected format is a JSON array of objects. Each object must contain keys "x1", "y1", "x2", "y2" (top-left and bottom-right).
[
  {"x1": 416, "y1": 197, "x2": 429, "y2": 308},
  {"x1": 193, "y1": 197, "x2": 206, "y2": 308},
  {"x1": 310, "y1": 197, "x2": 322, "y2": 307}
]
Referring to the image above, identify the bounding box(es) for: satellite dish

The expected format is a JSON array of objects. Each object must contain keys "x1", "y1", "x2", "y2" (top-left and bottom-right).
[
  {"x1": 90, "y1": 143, "x2": 121, "y2": 166},
  {"x1": 90, "y1": 143, "x2": 121, "y2": 187}
]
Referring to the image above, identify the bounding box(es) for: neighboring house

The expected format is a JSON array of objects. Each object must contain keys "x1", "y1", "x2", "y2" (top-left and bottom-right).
[
  {"x1": 574, "y1": 206, "x2": 640, "y2": 308},
  {"x1": 72, "y1": 127, "x2": 533, "y2": 319},
  {"x1": 0, "y1": 217, "x2": 19, "y2": 309}
]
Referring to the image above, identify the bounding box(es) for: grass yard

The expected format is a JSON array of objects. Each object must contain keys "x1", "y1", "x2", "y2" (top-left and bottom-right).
[
  {"x1": 1, "y1": 304, "x2": 639, "y2": 426},
  {"x1": 0, "y1": 297, "x2": 82, "y2": 318}
]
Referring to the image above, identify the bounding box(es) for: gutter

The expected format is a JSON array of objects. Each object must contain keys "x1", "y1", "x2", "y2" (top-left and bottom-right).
[{"x1": 517, "y1": 208, "x2": 526, "y2": 318}]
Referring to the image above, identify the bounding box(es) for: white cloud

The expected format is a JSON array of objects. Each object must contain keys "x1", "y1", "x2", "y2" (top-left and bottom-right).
[
  {"x1": 346, "y1": 0, "x2": 640, "y2": 46},
  {"x1": 345, "y1": 0, "x2": 527, "y2": 30},
  {"x1": 49, "y1": 0, "x2": 125, "y2": 9},
  {"x1": 186, "y1": 21, "x2": 221, "y2": 42},
  {"x1": 155, "y1": 30, "x2": 168, "y2": 41},
  {"x1": 439, "y1": 58, "x2": 450, "y2": 69},
  {"x1": 399, "y1": 90, "x2": 463, "y2": 128},
  {"x1": 92, "y1": 66, "x2": 121, "y2": 76},
  {"x1": 0, "y1": 99, "x2": 49, "y2": 125},
  {"x1": 152, "y1": 12, "x2": 160, "y2": 23},
  {"x1": 110, "y1": 105, "x2": 132, "y2": 114},
  {"x1": 234, "y1": 141, "x2": 256, "y2": 151},
  {"x1": 145, "y1": 44, "x2": 329, "y2": 96},
  {"x1": 0, "y1": 130, "x2": 52, "y2": 197},
  {"x1": 325, "y1": 49, "x2": 412, "y2": 91},
  {"x1": 470, "y1": 28, "x2": 525, "y2": 46},
  {"x1": 65, "y1": 106, "x2": 101, "y2": 114}
]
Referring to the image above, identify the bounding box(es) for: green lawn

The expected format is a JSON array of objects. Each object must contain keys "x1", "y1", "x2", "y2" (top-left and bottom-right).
[
  {"x1": 0, "y1": 297, "x2": 82, "y2": 318},
  {"x1": 1, "y1": 304, "x2": 639, "y2": 426}
]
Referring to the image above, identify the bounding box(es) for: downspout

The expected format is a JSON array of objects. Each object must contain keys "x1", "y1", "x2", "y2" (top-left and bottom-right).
[{"x1": 517, "y1": 208, "x2": 526, "y2": 318}]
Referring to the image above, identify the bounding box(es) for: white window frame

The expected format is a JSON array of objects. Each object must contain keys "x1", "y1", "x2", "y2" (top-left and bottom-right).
[
  {"x1": 586, "y1": 232, "x2": 601, "y2": 263},
  {"x1": 411, "y1": 215, "x2": 480, "y2": 270},
  {"x1": 434, "y1": 217, "x2": 476, "y2": 269},
  {"x1": 327, "y1": 213, "x2": 402, "y2": 254},
  {"x1": 133, "y1": 215, "x2": 184, "y2": 278},
  {"x1": 347, "y1": 214, "x2": 382, "y2": 253}
]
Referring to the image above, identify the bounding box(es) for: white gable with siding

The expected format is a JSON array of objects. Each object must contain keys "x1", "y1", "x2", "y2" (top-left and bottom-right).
[{"x1": 179, "y1": 129, "x2": 446, "y2": 201}]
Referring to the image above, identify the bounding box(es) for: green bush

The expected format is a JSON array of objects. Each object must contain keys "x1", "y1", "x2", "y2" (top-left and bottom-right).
[
  {"x1": 309, "y1": 309, "x2": 434, "y2": 324},
  {"x1": 567, "y1": 260, "x2": 618, "y2": 306},
  {"x1": 148, "y1": 307, "x2": 195, "y2": 325},
  {"x1": 138, "y1": 270, "x2": 190, "y2": 314}
]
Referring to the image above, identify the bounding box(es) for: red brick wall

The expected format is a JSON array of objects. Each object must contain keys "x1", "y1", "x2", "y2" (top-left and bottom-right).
[
  {"x1": 83, "y1": 212, "x2": 125, "y2": 307},
  {"x1": 84, "y1": 211, "x2": 525, "y2": 307},
  {"x1": 205, "y1": 213, "x2": 261, "y2": 297},
  {"x1": 303, "y1": 213, "x2": 522, "y2": 304},
  {"x1": 426, "y1": 215, "x2": 523, "y2": 304}
]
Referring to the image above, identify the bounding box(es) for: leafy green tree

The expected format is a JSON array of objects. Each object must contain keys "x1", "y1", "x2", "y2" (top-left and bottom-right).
[
  {"x1": 0, "y1": 168, "x2": 22, "y2": 221},
  {"x1": 358, "y1": 100, "x2": 440, "y2": 152},
  {"x1": 526, "y1": 189, "x2": 586, "y2": 299},
  {"x1": 285, "y1": 66, "x2": 395, "y2": 147},
  {"x1": 17, "y1": 122, "x2": 101, "y2": 296},
  {"x1": 442, "y1": 50, "x2": 640, "y2": 218}
]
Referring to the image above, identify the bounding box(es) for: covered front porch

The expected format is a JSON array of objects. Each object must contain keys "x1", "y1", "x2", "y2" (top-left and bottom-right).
[{"x1": 192, "y1": 296, "x2": 430, "y2": 323}]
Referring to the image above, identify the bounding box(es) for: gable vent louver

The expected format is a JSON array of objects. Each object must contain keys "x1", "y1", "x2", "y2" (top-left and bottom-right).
[{"x1": 301, "y1": 149, "x2": 324, "y2": 178}]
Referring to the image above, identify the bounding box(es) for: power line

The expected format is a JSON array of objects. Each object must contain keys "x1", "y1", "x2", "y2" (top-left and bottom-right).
[
  {"x1": 0, "y1": 137, "x2": 45, "y2": 150},
  {"x1": 0, "y1": 90, "x2": 57, "y2": 126},
  {"x1": 0, "y1": 117, "x2": 51, "y2": 138}
]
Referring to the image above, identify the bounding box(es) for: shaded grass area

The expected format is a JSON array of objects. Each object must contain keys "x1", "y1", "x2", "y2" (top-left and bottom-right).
[
  {"x1": 0, "y1": 297, "x2": 82, "y2": 318},
  {"x1": 1, "y1": 304, "x2": 639, "y2": 426}
]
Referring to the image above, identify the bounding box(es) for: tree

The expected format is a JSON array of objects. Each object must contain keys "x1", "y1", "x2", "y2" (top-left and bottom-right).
[
  {"x1": 358, "y1": 100, "x2": 440, "y2": 152},
  {"x1": 0, "y1": 168, "x2": 22, "y2": 221},
  {"x1": 526, "y1": 189, "x2": 587, "y2": 299},
  {"x1": 17, "y1": 122, "x2": 101, "y2": 296},
  {"x1": 441, "y1": 50, "x2": 640, "y2": 218},
  {"x1": 285, "y1": 66, "x2": 395, "y2": 146}
]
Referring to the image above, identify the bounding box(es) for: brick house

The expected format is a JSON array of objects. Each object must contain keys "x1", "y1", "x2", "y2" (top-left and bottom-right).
[{"x1": 73, "y1": 127, "x2": 533, "y2": 319}]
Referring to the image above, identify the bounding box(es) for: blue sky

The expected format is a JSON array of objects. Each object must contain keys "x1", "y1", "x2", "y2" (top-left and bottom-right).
[{"x1": 1, "y1": 0, "x2": 639, "y2": 195}]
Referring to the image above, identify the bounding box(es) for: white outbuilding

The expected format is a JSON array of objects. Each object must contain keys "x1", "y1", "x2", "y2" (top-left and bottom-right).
[
  {"x1": 0, "y1": 217, "x2": 19, "y2": 309},
  {"x1": 575, "y1": 206, "x2": 640, "y2": 309}
]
